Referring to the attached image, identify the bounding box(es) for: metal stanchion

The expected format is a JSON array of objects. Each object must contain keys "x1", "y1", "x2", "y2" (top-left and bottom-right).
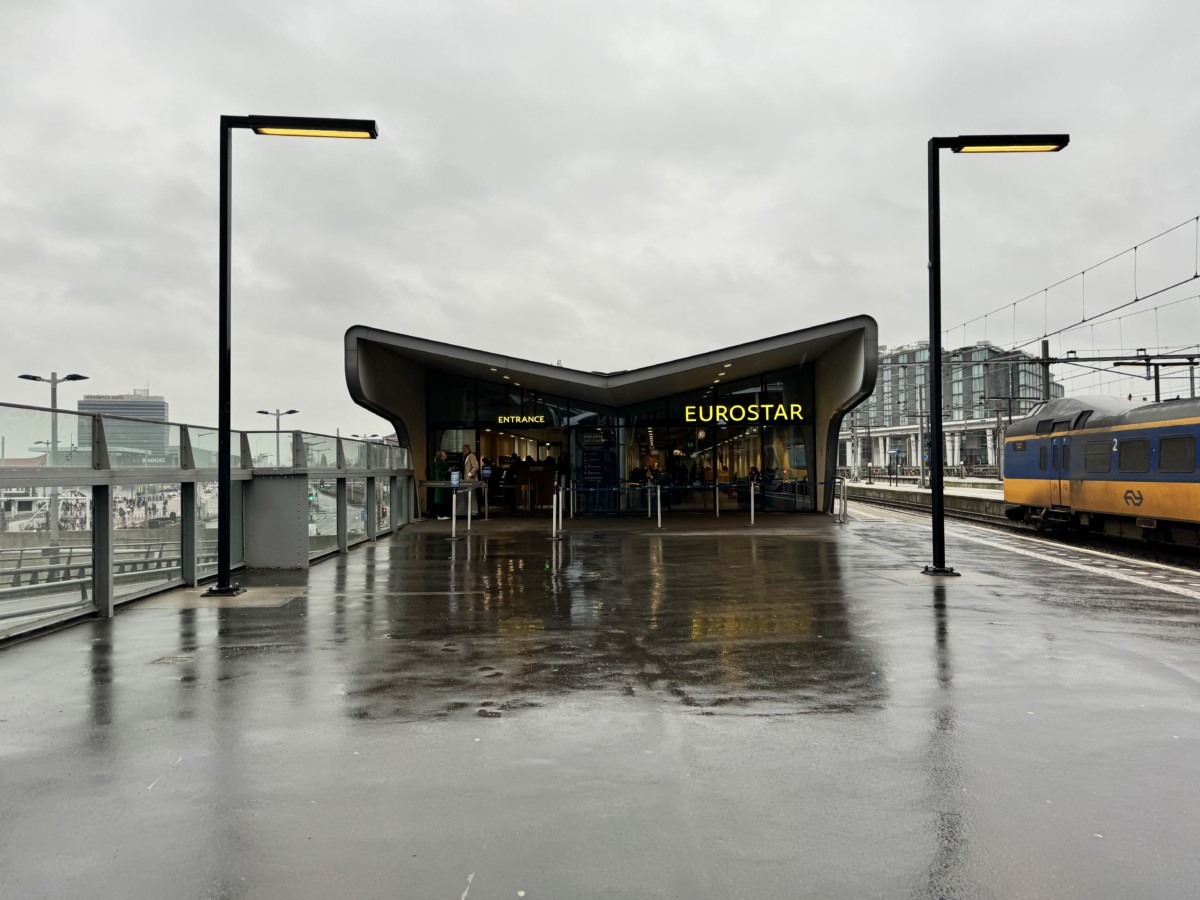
[
  {"x1": 714, "y1": 481, "x2": 720, "y2": 519},
  {"x1": 549, "y1": 486, "x2": 563, "y2": 542},
  {"x1": 656, "y1": 484, "x2": 662, "y2": 529},
  {"x1": 646, "y1": 484, "x2": 652, "y2": 518},
  {"x1": 746, "y1": 480, "x2": 755, "y2": 527},
  {"x1": 447, "y1": 490, "x2": 462, "y2": 541},
  {"x1": 838, "y1": 477, "x2": 849, "y2": 524},
  {"x1": 466, "y1": 485, "x2": 472, "y2": 532}
]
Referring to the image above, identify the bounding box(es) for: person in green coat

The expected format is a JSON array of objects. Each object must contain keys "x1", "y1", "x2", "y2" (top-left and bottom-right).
[{"x1": 432, "y1": 449, "x2": 450, "y2": 519}]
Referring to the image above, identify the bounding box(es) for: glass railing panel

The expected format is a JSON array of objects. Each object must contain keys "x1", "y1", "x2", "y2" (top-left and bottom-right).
[
  {"x1": 302, "y1": 434, "x2": 336, "y2": 469},
  {"x1": 342, "y1": 440, "x2": 370, "y2": 469},
  {"x1": 0, "y1": 484, "x2": 95, "y2": 639},
  {"x1": 369, "y1": 443, "x2": 388, "y2": 468},
  {"x1": 0, "y1": 405, "x2": 94, "y2": 468},
  {"x1": 376, "y1": 477, "x2": 391, "y2": 533},
  {"x1": 346, "y1": 477, "x2": 367, "y2": 544},
  {"x1": 246, "y1": 431, "x2": 293, "y2": 468},
  {"x1": 185, "y1": 427, "x2": 244, "y2": 470},
  {"x1": 307, "y1": 476, "x2": 337, "y2": 558},
  {"x1": 394, "y1": 446, "x2": 411, "y2": 469},
  {"x1": 194, "y1": 480, "x2": 242, "y2": 578},
  {"x1": 103, "y1": 418, "x2": 181, "y2": 467},
  {"x1": 113, "y1": 482, "x2": 183, "y2": 600}
]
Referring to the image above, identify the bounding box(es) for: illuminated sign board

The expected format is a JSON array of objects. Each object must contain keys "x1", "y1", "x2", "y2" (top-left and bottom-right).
[
  {"x1": 684, "y1": 404, "x2": 803, "y2": 423},
  {"x1": 497, "y1": 415, "x2": 546, "y2": 424}
]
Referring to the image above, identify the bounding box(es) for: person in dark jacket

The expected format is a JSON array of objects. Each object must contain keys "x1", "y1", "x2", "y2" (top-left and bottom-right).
[{"x1": 432, "y1": 449, "x2": 450, "y2": 519}]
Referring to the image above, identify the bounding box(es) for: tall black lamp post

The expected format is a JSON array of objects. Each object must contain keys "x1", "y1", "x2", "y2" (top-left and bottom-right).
[
  {"x1": 925, "y1": 134, "x2": 1068, "y2": 576},
  {"x1": 210, "y1": 115, "x2": 378, "y2": 596}
]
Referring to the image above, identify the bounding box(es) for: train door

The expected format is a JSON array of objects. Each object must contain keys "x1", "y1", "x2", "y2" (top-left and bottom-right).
[{"x1": 1051, "y1": 436, "x2": 1071, "y2": 507}]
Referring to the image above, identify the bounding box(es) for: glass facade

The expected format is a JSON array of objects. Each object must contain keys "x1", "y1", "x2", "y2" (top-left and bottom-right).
[{"x1": 424, "y1": 365, "x2": 818, "y2": 514}]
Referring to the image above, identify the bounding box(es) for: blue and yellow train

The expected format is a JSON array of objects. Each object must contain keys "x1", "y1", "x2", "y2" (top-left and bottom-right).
[{"x1": 1003, "y1": 395, "x2": 1200, "y2": 546}]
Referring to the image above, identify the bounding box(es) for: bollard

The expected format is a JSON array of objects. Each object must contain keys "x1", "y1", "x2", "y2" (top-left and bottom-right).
[
  {"x1": 838, "y1": 477, "x2": 849, "y2": 524},
  {"x1": 549, "y1": 488, "x2": 563, "y2": 542},
  {"x1": 647, "y1": 485, "x2": 652, "y2": 518},
  {"x1": 747, "y1": 480, "x2": 755, "y2": 527},
  {"x1": 656, "y1": 484, "x2": 662, "y2": 529},
  {"x1": 714, "y1": 481, "x2": 720, "y2": 519},
  {"x1": 466, "y1": 486, "x2": 472, "y2": 532},
  {"x1": 447, "y1": 490, "x2": 462, "y2": 541}
]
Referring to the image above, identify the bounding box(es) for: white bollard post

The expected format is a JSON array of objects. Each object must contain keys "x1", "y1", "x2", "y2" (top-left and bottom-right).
[
  {"x1": 467, "y1": 484, "x2": 472, "y2": 532},
  {"x1": 550, "y1": 487, "x2": 563, "y2": 542},
  {"x1": 448, "y1": 490, "x2": 460, "y2": 541},
  {"x1": 656, "y1": 485, "x2": 662, "y2": 529},
  {"x1": 748, "y1": 480, "x2": 755, "y2": 527},
  {"x1": 647, "y1": 484, "x2": 652, "y2": 518}
]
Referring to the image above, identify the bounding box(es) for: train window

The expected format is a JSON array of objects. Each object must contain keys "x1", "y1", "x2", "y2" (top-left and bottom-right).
[
  {"x1": 1035, "y1": 420, "x2": 1053, "y2": 435},
  {"x1": 1159, "y1": 435, "x2": 1196, "y2": 473},
  {"x1": 1052, "y1": 445, "x2": 1060, "y2": 469},
  {"x1": 1038, "y1": 446, "x2": 1047, "y2": 471},
  {"x1": 1117, "y1": 439, "x2": 1150, "y2": 473},
  {"x1": 1052, "y1": 420, "x2": 1072, "y2": 432},
  {"x1": 1084, "y1": 441, "x2": 1112, "y2": 473}
]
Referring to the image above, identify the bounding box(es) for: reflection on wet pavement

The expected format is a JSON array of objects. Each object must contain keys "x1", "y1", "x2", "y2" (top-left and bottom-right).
[{"x1": 1, "y1": 513, "x2": 1199, "y2": 899}]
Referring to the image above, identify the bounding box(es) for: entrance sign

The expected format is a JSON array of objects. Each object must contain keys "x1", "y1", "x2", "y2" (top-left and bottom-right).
[
  {"x1": 497, "y1": 414, "x2": 546, "y2": 424},
  {"x1": 684, "y1": 403, "x2": 803, "y2": 424}
]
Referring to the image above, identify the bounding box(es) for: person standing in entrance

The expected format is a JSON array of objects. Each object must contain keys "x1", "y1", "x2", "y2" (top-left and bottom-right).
[
  {"x1": 432, "y1": 449, "x2": 450, "y2": 519},
  {"x1": 462, "y1": 443, "x2": 480, "y2": 514}
]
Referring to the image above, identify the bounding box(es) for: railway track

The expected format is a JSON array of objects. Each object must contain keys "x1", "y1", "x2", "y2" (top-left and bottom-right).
[{"x1": 851, "y1": 493, "x2": 1200, "y2": 571}]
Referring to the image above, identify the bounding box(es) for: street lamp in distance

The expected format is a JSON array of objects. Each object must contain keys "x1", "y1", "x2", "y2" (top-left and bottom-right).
[
  {"x1": 18, "y1": 372, "x2": 89, "y2": 544},
  {"x1": 256, "y1": 408, "x2": 299, "y2": 467},
  {"x1": 925, "y1": 132, "x2": 1068, "y2": 577},
  {"x1": 210, "y1": 114, "x2": 378, "y2": 598}
]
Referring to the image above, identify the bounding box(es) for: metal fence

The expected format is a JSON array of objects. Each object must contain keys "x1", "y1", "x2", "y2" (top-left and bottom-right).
[{"x1": 0, "y1": 402, "x2": 413, "y2": 641}]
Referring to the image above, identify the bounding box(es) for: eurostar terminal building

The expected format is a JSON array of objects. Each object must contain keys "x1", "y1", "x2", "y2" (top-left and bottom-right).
[{"x1": 346, "y1": 315, "x2": 877, "y2": 516}]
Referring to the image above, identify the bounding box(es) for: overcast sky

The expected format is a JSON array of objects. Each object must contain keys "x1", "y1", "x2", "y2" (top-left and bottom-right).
[{"x1": 4, "y1": 0, "x2": 1199, "y2": 434}]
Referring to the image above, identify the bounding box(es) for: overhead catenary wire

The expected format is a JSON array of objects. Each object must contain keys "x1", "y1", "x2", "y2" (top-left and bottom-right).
[{"x1": 943, "y1": 214, "x2": 1200, "y2": 353}]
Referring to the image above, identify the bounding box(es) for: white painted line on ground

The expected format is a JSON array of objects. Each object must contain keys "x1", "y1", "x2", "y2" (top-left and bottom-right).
[{"x1": 951, "y1": 530, "x2": 1200, "y2": 601}]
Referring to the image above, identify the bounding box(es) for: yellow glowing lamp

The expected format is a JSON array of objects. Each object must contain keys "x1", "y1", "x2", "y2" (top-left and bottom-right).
[
  {"x1": 950, "y1": 134, "x2": 1068, "y2": 153},
  {"x1": 248, "y1": 115, "x2": 379, "y2": 140}
]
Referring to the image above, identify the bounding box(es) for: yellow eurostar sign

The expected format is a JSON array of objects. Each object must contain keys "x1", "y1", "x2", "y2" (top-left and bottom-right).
[{"x1": 684, "y1": 404, "x2": 803, "y2": 423}]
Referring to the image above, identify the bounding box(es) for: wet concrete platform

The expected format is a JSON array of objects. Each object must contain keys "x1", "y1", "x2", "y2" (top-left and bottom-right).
[{"x1": 3, "y1": 507, "x2": 1200, "y2": 898}]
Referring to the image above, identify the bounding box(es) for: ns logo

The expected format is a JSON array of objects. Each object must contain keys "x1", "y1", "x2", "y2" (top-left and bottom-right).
[{"x1": 1123, "y1": 489, "x2": 1144, "y2": 507}]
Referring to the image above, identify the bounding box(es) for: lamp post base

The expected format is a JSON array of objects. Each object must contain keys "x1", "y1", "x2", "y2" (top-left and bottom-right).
[
  {"x1": 205, "y1": 584, "x2": 246, "y2": 597},
  {"x1": 921, "y1": 565, "x2": 961, "y2": 577}
]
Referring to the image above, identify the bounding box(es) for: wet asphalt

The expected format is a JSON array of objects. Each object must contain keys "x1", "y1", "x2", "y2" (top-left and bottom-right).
[{"x1": 2, "y1": 508, "x2": 1199, "y2": 899}]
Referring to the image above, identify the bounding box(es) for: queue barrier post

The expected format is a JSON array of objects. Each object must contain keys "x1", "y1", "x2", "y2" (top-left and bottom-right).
[
  {"x1": 656, "y1": 484, "x2": 662, "y2": 530},
  {"x1": 746, "y1": 480, "x2": 755, "y2": 527},
  {"x1": 447, "y1": 490, "x2": 461, "y2": 541},
  {"x1": 549, "y1": 486, "x2": 563, "y2": 542},
  {"x1": 714, "y1": 480, "x2": 720, "y2": 519}
]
